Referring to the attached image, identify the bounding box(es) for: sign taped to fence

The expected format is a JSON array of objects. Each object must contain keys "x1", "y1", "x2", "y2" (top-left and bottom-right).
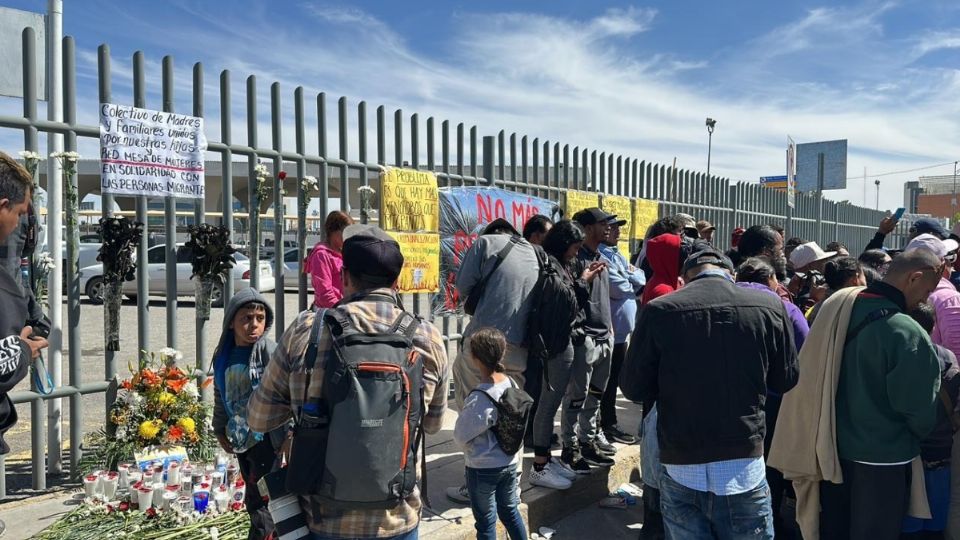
[
  {"x1": 434, "y1": 187, "x2": 562, "y2": 315},
  {"x1": 633, "y1": 198, "x2": 660, "y2": 240},
  {"x1": 565, "y1": 190, "x2": 600, "y2": 219},
  {"x1": 99, "y1": 103, "x2": 207, "y2": 199},
  {"x1": 380, "y1": 167, "x2": 439, "y2": 232},
  {"x1": 386, "y1": 231, "x2": 441, "y2": 294}
]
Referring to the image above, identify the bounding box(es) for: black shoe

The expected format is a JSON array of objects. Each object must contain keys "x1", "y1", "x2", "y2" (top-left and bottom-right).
[
  {"x1": 551, "y1": 433, "x2": 561, "y2": 449},
  {"x1": 594, "y1": 432, "x2": 617, "y2": 456},
  {"x1": 581, "y1": 441, "x2": 615, "y2": 467},
  {"x1": 561, "y1": 445, "x2": 593, "y2": 475},
  {"x1": 604, "y1": 425, "x2": 637, "y2": 445}
]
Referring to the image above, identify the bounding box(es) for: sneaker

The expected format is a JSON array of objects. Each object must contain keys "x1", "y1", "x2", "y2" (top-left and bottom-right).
[
  {"x1": 561, "y1": 445, "x2": 593, "y2": 475},
  {"x1": 604, "y1": 425, "x2": 637, "y2": 445},
  {"x1": 529, "y1": 464, "x2": 573, "y2": 490},
  {"x1": 550, "y1": 458, "x2": 578, "y2": 481},
  {"x1": 445, "y1": 485, "x2": 470, "y2": 504},
  {"x1": 581, "y1": 441, "x2": 616, "y2": 467},
  {"x1": 595, "y1": 432, "x2": 617, "y2": 456}
]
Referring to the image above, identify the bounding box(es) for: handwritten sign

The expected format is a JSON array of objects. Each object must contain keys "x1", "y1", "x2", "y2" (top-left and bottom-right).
[
  {"x1": 387, "y1": 231, "x2": 441, "y2": 293},
  {"x1": 434, "y1": 187, "x2": 561, "y2": 314},
  {"x1": 99, "y1": 103, "x2": 206, "y2": 198},
  {"x1": 633, "y1": 198, "x2": 660, "y2": 240},
  {"x1": 564, "y1": 190, "x2": 600, "y2": 219},
  {"x1": 380, "y1": 168, "x2": 439, "y2": 232},
  {"x1": 602, "y1": 195, "x2": 633, "y2": 238}
]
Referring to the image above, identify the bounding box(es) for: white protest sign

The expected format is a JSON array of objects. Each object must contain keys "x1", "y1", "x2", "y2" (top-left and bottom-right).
[{"x1": 99, "y1": 103, "x2": 207, "y2": 199}]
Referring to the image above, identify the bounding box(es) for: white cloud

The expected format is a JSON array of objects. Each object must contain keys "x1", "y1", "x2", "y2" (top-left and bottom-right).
[{"x1": 1, "y1": 1, "x2": 957, "y2": 215}]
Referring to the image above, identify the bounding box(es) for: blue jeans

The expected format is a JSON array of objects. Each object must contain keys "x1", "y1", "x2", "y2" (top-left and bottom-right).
[
  {"x1": 310, "y1": 530, "x2": 417, "y2": 540},
  {"x1": 660, "y1": 470, "x2": 774, "y2": 540},
  {"x1": 465, "y1": 463, "x2": 528, "y2": 540}
]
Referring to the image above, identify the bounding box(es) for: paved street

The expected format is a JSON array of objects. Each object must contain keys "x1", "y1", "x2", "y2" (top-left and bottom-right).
[{"x1": 0, "y1": 289, "x2": 449, "y2": 501}]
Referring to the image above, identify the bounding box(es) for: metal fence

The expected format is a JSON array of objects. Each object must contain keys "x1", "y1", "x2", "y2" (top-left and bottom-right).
[{"x1": 0, "y1": 30, "x2": 904, "y2": 498}]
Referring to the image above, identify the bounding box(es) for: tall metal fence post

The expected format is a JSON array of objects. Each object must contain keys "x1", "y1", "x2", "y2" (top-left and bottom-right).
[
  {"x1": 270, "y1": 82, "x2": 285, "y2": 337},
  {"x1": 162, "y1": 56, "x2": 178, "y2": 349},
  {"x1": 23, "y1": 27, "x2": 46, "y2": 491},
  {"x1": 133, "y1": 51, "x2": 150, "y2": 354},
  {"x1": 194, "y1": 63, "x2": 208, "y2": 400},
  {"x1": 482, "y1": 136, "x2": 495, "y2": 185}
]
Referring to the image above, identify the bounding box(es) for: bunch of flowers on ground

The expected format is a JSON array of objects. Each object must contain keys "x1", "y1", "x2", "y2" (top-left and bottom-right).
[{"x1": 82, "y1": 348, "x2": 214, "y2": 471}]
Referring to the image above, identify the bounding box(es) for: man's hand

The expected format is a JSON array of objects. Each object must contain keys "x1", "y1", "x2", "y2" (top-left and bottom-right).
[
  {"x1": 878, "y1": 216, "x2": 897, "y2": 235},
  {"x1": 20, "y1": 327, "x2": 48, "y2": 360},
  {"x1": 581, "y1": 261, "x2": 607, "y2": 283}
]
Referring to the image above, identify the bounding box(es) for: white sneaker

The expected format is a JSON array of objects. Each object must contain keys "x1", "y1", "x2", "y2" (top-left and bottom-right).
[
  {"x1": 445, "y1": 484, "x2": 470, "y2": 504},
  {"x1": 529, "y1": 464, "x2": 573, "y2": 490},
  {"x1": 550, "y1": 458, "x2": 578, "y2": 481}
]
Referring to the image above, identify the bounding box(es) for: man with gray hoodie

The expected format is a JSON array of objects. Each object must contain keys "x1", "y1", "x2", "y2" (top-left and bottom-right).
[{"x1": 212, "y1": 287, "x2": 279, "y2": 540}]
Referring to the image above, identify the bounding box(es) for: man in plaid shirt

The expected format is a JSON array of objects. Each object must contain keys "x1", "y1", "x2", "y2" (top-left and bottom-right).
[{"x1": 249, "y1": 224, "x2": 449, "y2": 540}]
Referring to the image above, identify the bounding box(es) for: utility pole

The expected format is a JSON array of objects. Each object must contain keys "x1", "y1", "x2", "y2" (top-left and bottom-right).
[
  {"x1": 705, "y1": 117, "x2": 716, "y2": 178},
  {"x1": 875, "y1": 179, "x2": 881, "y2": 210}
]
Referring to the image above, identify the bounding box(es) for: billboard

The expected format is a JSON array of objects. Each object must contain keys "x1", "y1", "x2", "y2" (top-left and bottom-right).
[
  {"x1": 796, "y1": 139, "x2": 847, "y2": 192},
  {"x1": 0, "y1": 7, "x2": 46, "y2": 100}
]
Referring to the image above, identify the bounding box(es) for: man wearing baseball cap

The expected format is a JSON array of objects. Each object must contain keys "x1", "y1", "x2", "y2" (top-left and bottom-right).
[
  {"x1": 622, "y1": 248, "x2": 798, "y2": 538},
  {"x1": 249, "y1": 224, "x2": 449, "y2": 540},
  {"x1": 560, "y1": 207, "x2": 615, "y2": 472}
]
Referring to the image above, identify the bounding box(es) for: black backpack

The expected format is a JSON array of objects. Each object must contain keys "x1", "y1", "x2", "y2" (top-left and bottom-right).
[
  {"x1": 470, "y1": 383, "x2": 533, "y2": 455},
  {"x1": 526, "y1": 246, "x2": 579, "y2": 362},
  {"x1": 285, "y1": 301, "x2": 427, "y2": 510}
]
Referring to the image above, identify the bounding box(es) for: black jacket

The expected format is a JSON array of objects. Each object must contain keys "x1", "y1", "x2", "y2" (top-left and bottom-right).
[
  {"x1": 0, "y1": 264, "x2": 31, "y2": 455},
  {"x1": 572, "y1": 245, "x2": 612, "y2": 342},
  {"x1": 621, "y1": 273, "x2": 799, "y2": 465}
]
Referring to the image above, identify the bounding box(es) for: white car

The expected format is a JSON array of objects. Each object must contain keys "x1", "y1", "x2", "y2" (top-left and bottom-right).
[{"x1": 78, "y1": 244, "x2": 275, "y2": 307}]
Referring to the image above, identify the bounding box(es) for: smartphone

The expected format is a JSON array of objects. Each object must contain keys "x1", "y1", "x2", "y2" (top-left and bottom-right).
[{"x1": 893, "y1": 208, "x2": 906, "y2": 221}]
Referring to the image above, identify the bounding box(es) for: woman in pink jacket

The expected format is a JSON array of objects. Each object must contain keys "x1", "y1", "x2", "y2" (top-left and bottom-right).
[{"x1": 304, "y1": 211, "x2": 353, "y2": 308}]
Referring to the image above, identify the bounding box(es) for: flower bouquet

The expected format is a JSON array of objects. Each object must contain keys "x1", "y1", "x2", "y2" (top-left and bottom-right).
[
  {"x1": 184, "y1": 224, "x2": 236, "y2": 320},
  {"x1": 80, "y1": 348, "x2": 215, "y2": 474},
  {"x1": 98, "y1": 216, "x2": 144, "y2": 351}
]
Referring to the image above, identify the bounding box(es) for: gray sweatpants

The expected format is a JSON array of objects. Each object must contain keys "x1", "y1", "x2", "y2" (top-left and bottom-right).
[
  {"x1": 561, "y1": 336, "x2": 612, "y2": 447},
  {"x1": 530, "y1": 344, "x2": 575, "y2": 456}
]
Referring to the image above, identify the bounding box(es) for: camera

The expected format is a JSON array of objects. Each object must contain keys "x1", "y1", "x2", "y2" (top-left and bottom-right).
[{"x1": 258, "y1": 467, "x2": 311, "y2": 540}]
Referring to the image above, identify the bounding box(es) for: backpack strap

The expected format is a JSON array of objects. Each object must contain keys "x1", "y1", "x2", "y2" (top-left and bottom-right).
[
  {"x1": 844, "y1": 308, "x2": 897, "y2": 347},
  {"x1": 469, "y1": 237, "x2": 518, "y2": 303}
]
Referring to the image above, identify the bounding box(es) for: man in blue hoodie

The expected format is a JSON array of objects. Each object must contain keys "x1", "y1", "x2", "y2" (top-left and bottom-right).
[
  {"x1": 213, "y1": 287, "x2": 279, "y2": 540},
  {"x1": 599, "y1": 217, "x2": 644, "y2": 445}
]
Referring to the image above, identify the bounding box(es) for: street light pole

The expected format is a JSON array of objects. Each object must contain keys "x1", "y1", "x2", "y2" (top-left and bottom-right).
[
  {"x1": 953, "y1": 160, "x2": 958, "y2": 209},
  {"x1": 875, "y1": 179, "x2": 881, "y2": 210},
  {"x1": 705, "y1": 117, "x2": 716, "y2": 178}
]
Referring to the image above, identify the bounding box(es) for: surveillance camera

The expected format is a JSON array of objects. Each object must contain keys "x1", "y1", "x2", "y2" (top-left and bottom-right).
[{"x1": 705, "y1": 118, "x2": 716, "y2": 128}]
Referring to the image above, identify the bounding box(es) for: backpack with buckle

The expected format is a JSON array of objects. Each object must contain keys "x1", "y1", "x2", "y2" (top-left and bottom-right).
[{"x1": 285, "y1": 300, "x2": 428, "y2": 509}]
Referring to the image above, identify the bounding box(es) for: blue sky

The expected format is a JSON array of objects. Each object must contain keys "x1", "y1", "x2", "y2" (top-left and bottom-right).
[{"x1": 2, "y1": 0, "x2": 960, "y2": 212}]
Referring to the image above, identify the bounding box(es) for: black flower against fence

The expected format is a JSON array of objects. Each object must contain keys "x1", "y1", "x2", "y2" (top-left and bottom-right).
[
  {"x1": 97, "y1": 217, "x2": 143, "y2": 351},
  {"x1": 185, "y1": 224, "x2": 236, "y2": 320}
]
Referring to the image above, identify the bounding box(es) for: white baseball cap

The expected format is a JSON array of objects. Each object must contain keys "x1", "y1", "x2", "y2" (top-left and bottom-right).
[
  {"x1": 789, "y1": 242, "x2": 837, "y2": 270},
  {"x1": 905, "y1": 233, "x2": 959, "y2": 260}
]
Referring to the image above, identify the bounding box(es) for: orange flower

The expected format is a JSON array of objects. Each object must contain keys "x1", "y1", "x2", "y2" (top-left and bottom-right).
[
  {"x1": 167, "y1": 426, "x2": 184, "y2": 442},
  {"x1": 120, "y1": 380, "x2": 132, "y2": 390},
  {"x1": 165, "y1": 377, "x2": 188, "y2": 393},
  {"x1": 140, "y1": 369, "x2": 161, "y2": 387}
]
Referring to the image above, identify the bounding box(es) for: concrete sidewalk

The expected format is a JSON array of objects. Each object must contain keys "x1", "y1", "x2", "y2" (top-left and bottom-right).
[{"x1": 0, "y1": 398, "x2": 643, "y2": 540}]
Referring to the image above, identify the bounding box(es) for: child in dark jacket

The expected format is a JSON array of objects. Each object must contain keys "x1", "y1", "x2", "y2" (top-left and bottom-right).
[
  {"x1": 212, "y1": 288, "x2": 278, "y2": 540},
  {"x1": 902, "y1": 302, "x2": 960, "y2": 538}
]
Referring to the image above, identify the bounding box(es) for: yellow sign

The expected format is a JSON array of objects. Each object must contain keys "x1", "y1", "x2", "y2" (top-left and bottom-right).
[
  {"x1": 602, "y1": 195, "x2": 633, "y2": 240},
  {"x1": 565, "y1": 190, "x2": 600, "y2": 219},
  {"x1": 386, "y1": 231, "x2": 441, "y2": 293},
  {"x1": 633, "y1": 198, "x2": 659, "y2": 240},
  {"x1": 380, "y1": 168, "x2": 439, "y2": 232},
  {"x1": 618, "y1": 240, "x2": 631, "y2": 258}
]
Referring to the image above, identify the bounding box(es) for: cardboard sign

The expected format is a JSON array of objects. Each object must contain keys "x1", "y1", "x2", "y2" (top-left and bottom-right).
[
  {"x1": 380, "y1": 167, "x2": 439, "y2": 232},
  {"x1": 565, "y1": 190, "x2": 600, "y2": 219},
  {"x1": 133, "y1": 445, "x2": 188, "y2": 472},
  {"x1": 386, "y1": 231, "x2": 441, "y2": 293},
  {"x1": 633, "y1": 198, "x2": 660, "y2": 240}
]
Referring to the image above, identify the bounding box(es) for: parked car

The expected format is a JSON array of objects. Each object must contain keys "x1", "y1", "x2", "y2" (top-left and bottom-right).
[
  {"x1": 281, "y1": 247, "x2": 314, "y2": 291},
  {"x1": 78, "y1": 244, "x2": 275, "y2": 307}
]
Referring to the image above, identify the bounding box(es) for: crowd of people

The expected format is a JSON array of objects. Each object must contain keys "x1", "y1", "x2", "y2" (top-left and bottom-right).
[{"x1": 7, "y1": 142, "x2": 960, "y2": 540}]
